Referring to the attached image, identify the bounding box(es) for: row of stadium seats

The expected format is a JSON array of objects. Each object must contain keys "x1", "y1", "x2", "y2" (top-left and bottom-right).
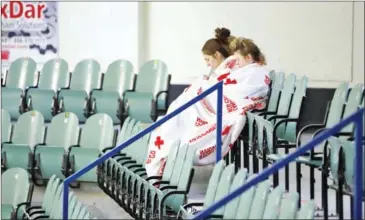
[
  {"x1": 96, "y1": 115, "x2": 316, "y2": 219},
  {"x1": 1, "y1": 109, "x2": 122, "y2": 186},
  {"x1": 1, "y1": 169, "x2": 96, "y2": 219},
  {"x1": 239, "y1": 71, "x2": 364, "y2": 219},
  {"x1": 1, "y1": 57, "x2": 171, "y2": 124},
  {"x1": 179, "y1": 163, "x2": 315, "y2": 219}
]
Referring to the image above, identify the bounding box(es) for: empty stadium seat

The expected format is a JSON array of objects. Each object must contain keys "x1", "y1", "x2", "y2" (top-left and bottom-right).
[
  {"x1": 262, "y1": 185, "x2": 286, "y2": 219},
  {"x1": 64, "y1": 113, "x2": 115, "y2": 184},
  {"x1": 90, "y1": 59, "x2": 135, "y2": 124},
  {"x1": 23, "y1": 175, "x2": 96, "y2": 219},
  {"x1": 32, "y1": 112, "x2": 80, "y2": 184},
  {"x1": 254, "y1": 76, "x2": 308, "y2": 189},
  {"x1": 1, "y1": 109, "x2": 12, "y2": 143},
  {"x1": 26, "y1": 58, "x2": 70, "y2": 122},
  {"x1": 58, "y1": 59, "x2": 102, "y2": 123},
  {"x1": 1, "y1": 167, "x2": 33, "y2": 220},
  {"x1": 1, "y1": 111, "x2": 45, "y2": 172},
  {"x1": 250, "y1": 73, "x2": 298, "y2": 178},
  {"x1": 150, "y1": 145, "x2": 195, "y2": 219},
  {"x1": 121, "y1": 60, "x2": 171, "y2": 123},
  {"x1": 178, "y1": 162, "x2": 238, "y2": 219},
  {"x1": 2, "y1": 57, "x2": 38, "y2": 120},
  {"x1": 99, "y1": 119, "x2": 150, "y2": 210},
  {"x1": 246, "y1": 71, "x2": 285, "y2": 149},
  {"x1": 278, "y1": 192, "x2": 300, "y2": 219},
  {"x1": 138, "y1": 144, "x2": 191, "y2": 219}
]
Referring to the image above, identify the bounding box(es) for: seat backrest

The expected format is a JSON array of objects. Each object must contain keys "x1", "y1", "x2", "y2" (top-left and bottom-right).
[
  {"x1": 5, "y1": 57, "x2": 37, "y2": 89},
  {"x1": 266, "y1": 72, "x2": 285, "y2": 112},
  {"x1": 167, "y1": 144, "x2": 188, "y2": 186},
  {"x1": 69, "y1": 59, "x2": 101, "y2": 93},
  {"x1": 169, "y1": 146, "x2": 196, "y2": 210},
  {"x1": 262, "y1": 185, "x2": 285, "y2": 219},
  {"x1": 161, "y1": 140, "x2": 180, "y2": 181},
  {"x1": 284, "y1": 76, "x2": 308, "y2": 142},
  {"x1": 234, "y1": 175, "x2": 257, "y2": 219},
  {"x1": 38, "y1": 58, "x2": 69, "y2": 91},
  {"x1": 275, "y1": 73, "x2": 296, "y2": 138},
  {"x1": 248, "y1": 180, "x2": 271, "y2": 219},
  {"x1": 45, "y1": 178, "x2": 61, "y2": 213},
  {"x1": 1, "y1": 109, "x2": 12, "y2": 143},
  {"x1": 48, "y1": 184, "x2": 64, "y2": 218},
  {"x1": 103, "y1": 59, "x2": 134, "y2": 95},
  {"x1": 203, "y1": 160, "x2": 226, "y2": 208},
  {"x1": 276, "y1": 73, "x2": 296, "y2": 115},
  {"x1": 117, "y1": 117, "x2": 136, "y2": 146},
  {"x1": 14, "y1": 169, "x2": 30, "y2": 207},
  {"x1": 328, "y1": 136, "x2": 342, "y2": 185},
  {"x1": 268, "y1": 70, "x2": 276, "y2": 81},
  {"x1": 121, "y1": 122, "x2": 142, "y2": 155},
  {"x1": 222, "y1": 168, "x2": 248, "y2": 219},
  {"x1": 12, "y1": 111, "x2": 45, "y2": 149},
  {"x1": 80, "y1": 113, "x2": 114, "y2": 150},
  {"x1": 340, "y1": 139, "x2": 356, "y2": 189},
  {"x1": 70, "y1": 201, "x2": 83, "y2": 219},
  {"x1": 1, "y1": 168, "x2": 28, "y2": 206},
  {"x1": 278, "y1": 192, "x2": 300, "y2": 219},
  {"x1": 41, "y1": 175, "x2": 56, "y2": 208},
  {"x1": 263, "y1": 119, "x2": 275, "y2": 154},
  {"x1": 296, "y1": 200, "x2": 316, "y2": 219},
  {"x1": 135, "y1": 60, "x2": 169, "y2": 95},
  {"x1": 325, "y1": 82, "x2": 349, "y2": 128},
  {"x1": 341, "y1": 83, "x2": 364, "y2": 133},
  {"x1": 46, "y1": 112, "x2": 80, "y2": 149},
  {"x1": 212, "y1": 163, "x2": 235, "y2": 215}
]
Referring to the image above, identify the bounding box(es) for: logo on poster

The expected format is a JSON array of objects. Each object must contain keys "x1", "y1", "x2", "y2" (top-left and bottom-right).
[{"x1": 1, "y1": 0, "x2": 46, "y2": 19}]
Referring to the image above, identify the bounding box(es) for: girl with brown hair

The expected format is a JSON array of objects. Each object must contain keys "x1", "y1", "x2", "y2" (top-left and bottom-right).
[{"x1": 145, "y1": 30, "x2": 271, "y2": 178}]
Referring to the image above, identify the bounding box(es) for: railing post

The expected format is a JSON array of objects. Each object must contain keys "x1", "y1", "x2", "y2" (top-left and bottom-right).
[
  {"x1": 63, "y1": 181, "x2": 69, "y2": 219},
  {"x1": 353, "y1": 110, "x2": 364, "y2": 220},
  {"x1": 216, "y1": 82, "x2": 223, "y2": 162}
]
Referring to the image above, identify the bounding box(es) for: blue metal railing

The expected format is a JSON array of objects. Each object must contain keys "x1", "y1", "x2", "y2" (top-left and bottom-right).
[
  {"x1": 62, "y1": 81, "x2": 224, "y2": 220},
  {"x1": 194, "y1": 108, "x2": 364, "y2": 220}
]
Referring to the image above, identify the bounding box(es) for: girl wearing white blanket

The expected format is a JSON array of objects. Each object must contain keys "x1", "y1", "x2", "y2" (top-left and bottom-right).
[{"x1": 145, "y1": 28, "x2": 271, "y2": 177}]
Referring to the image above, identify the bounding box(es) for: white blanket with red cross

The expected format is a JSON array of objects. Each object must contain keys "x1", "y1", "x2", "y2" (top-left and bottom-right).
[{"x1": 145, "y1": 56, "x2": 271, "y2": 177}]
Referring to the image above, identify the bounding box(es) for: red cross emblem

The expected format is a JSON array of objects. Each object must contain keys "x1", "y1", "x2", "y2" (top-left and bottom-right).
[{"x1": 154, "y1": 136, "x2": 164, "y2": 150}]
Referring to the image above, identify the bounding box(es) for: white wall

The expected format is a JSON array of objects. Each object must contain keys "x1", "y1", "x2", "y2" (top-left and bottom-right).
[
  {"x1": 143, "y1": 2, "x2": 364, "y2": 87},
  {"x1": 58, "y1": 2, "x2": 140, "y2": 73},
  {"x1": 2, "y1": 2, "x2": 363, "y2": 88}
]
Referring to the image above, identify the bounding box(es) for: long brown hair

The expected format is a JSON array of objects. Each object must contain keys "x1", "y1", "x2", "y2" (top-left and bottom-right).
[{"x1": 229, "y1": 37, "x2": 267, "y2": 65}]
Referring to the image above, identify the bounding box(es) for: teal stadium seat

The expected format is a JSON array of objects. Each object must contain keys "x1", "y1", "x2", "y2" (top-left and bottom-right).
[
  {"x1": 1, "y1": 109, "x2": 12, "y2": 143},
  {"x1": 90, "y1": 59, "x2": 135, "y2": 124},
  {"x1": 26, "y1": 58, "x2": 70, "y2": 122},
  {"x1": 178, "y1": 162, "x2": 237, "y2": 219},
  {"x1": 246, "y1": 71, "x2": 284, "y2": 149},
  {"x1": 122, "y1": 60, "x2": 171, "y2": 123},
  {"x1": 1, "y1": 111, "x2": 45, "y2": 172},
  {"x1": 23, "y1": 175, "x2": 95, "y2": 219},
  {"x1": 1, "y1": 57, "x2": 37, "y2": 120},
  {"x1": 58, "y1": 59, "x2": 102, "y2": 123},
  {"x1": 1, "y1": 168, "x2": 33, "y2": 220},
  {"x1": 65, "y1": 113, "x2": 115, "y2": 184},
  {"x1": 32, "y1": 112, "x2": 80, "y2": 184}
]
